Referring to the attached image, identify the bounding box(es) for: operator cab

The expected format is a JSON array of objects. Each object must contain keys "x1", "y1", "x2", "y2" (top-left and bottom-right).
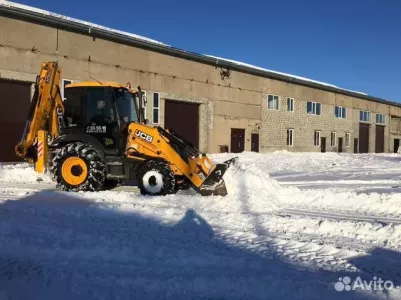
[{"x1": 63, "y1": 82, "x2": 143, "y2": 155}]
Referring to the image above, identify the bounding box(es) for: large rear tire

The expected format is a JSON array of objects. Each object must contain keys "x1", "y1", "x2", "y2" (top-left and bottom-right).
[
  {"x1": 136, "y1": 160, "x2": 176, "y2": 196},
  {"x1": 50, "y1": 142, "x2": 106, "y2": 192}
]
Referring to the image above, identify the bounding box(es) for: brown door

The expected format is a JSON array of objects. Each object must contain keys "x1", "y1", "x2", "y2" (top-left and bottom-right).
[
  {"x1": 359, "y1": 123, "x2": 370, "y2": 153},
  {"x1": 0, "y1": 79, "x2": 32, "y2": 162},
  {"x1": 375, "y1": 125, "x2": 385, "y2": 153},
  {"x1": 251, "y1": 133, "x2": 259, "y2": 152},
  {"x1": 394, "y1": 139, "x2": 400, "y2": 153},
  {"x1": 338, "y1": 138, "x2": 343, "y2": 153},
  {"x1": 354, "y1": 138, "x2": 358, "y2": 153},
  {"x1": 165, "y1": 100, "x2": 199, "y2": 148},
  {"x1": 321, "y1": 137, "x2": 326, "y2": 153},
  {"x1": 230, "y1": 128, "x2": 245, "y2": 153}
]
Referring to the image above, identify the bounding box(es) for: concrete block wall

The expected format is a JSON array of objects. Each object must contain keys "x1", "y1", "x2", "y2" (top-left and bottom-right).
[{"x1": 260, "y1": 94, "x2": 354, "y2": 152}]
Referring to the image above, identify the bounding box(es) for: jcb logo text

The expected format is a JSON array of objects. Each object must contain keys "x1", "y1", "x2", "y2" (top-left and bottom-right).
[{"x1": 135, "y1": 130, "x2": 153, "y2": 143}]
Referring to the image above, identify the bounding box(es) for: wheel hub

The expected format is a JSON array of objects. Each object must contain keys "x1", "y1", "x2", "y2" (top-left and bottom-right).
[
  {"x1": 142, "y1": 171, "x2": 164, "y2": 194},
  {"x1": 148, "y1": 175, "x2": 157, "y2": 186},
  {"x1": 61, "y1": 157, "x2": 88, "y2": 186},
  {"x1": 71, "y1": 165, "x2": 83, "y2": 176}
]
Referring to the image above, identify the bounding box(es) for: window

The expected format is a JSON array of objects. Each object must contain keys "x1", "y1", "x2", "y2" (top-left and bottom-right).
[
  {"x1": 153, "y1": 92, "x2": 160, "y2": 124},
  {"x1": 64, "y1": 86, "x2": 83, "y2": 127},
  {"x1": 345, "y1": 133, "x2": 351, "y2": 147},
  {"x1": 268, "y1": 95, "x2": 279, "y2": 110},
  {"x1": 61, "y1": 79, "x2": 73, "y2": 101},
  {"x1": 314, "y1": 130, "x2": 321, "y2": 146},
  {"x1": 287, "y1": 129, "x2": 294, "y2": 146},
  {"x1": 115, "y1": 88, "x2": 139, "y2": 123},
  {"x1": 376, "y1": 114, "x2": 385, "y2": 124},
  {"x1": 360, "y1": 111, "x2": 371, "y2": 122},
  {"x1": 287, "y1": 98, "x2": 294, "y2": 112},
  {"x1": 335, "y1": 106, "x2": 347, "y2": 119},
  {"x1": 331, "y1": 132, "x2": 336, "y2": 147},
  {"x1": 86, "y1": 87, "x2": 116, "y2": 126},
  {"x1": 307, "y1": 101, "x2": 321, "y2": 115}
]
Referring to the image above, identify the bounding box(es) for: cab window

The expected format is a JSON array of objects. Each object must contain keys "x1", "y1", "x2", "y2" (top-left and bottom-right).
[
  {"x1": 86, "y1": 88, "x2": 116, "y2": 125},
  {"x1": 115, "y1": 88, "x2": 139, "y2": 123},
  {"x1": 64, "y1": 87, "x2": 83, "y2": 127}
]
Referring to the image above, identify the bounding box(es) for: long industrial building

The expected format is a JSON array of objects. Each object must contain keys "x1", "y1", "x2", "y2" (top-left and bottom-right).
[{"x1": 1, "y1": 1, "x2": 401, "y2": 162}]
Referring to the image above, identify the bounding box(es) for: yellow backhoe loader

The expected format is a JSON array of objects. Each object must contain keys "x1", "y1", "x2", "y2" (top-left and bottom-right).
[{"x1": 15, "y1": 62, "x2": 236, "y2": 196}]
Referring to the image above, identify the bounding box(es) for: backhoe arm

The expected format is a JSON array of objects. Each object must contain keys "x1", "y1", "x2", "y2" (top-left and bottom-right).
[{"x1": 15, "y1": 61, "x2": 64, "y2": 164}]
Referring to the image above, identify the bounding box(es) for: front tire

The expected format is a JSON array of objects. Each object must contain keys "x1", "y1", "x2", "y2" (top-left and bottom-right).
[
  {"x1": 50, "y1": 142, "x2": 106, "y2": 192},
  {"x1": 136, "y1": 160, "x2": 176, "y2": 196}
]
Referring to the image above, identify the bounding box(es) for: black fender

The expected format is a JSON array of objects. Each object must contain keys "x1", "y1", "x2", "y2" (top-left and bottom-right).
[{"x1": 50, "y1": 133, "x2": 106, "y2": 158}]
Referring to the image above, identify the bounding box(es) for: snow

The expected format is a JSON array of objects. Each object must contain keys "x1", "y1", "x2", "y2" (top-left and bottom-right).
[
  {"x1": 0, "y1": 0, "x2": 166, "y2": 46},
  {"x1": 0, "y1": 163, "x2": 52, "y2": 184},
  {"x1": 1, "y1": 152, "x2": 401, "y2": 299}
]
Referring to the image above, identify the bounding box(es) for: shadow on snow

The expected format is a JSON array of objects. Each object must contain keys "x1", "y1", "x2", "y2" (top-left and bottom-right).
[{"x1": 0, "y1": 190, "x2": 399, "y2": 299}]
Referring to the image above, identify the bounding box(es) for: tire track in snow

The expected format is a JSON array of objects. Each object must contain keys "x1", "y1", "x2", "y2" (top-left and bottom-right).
[
  {"x1": 2, "y1": 186, "x2": 401, "y2": 226},
  {"x1": 2, "y1": 189, "x2": 401, "y2": 288},
  {"x1": 0, "y1": 199, "x2": 362, "y2": 282},
  {"x1": 280, "y1": 208, "x2": 401, "y2": 225},
  {"x1": 0, "y1": 189, "x2": 399, "y2": 272},
  {"x1": 0, "y1": 192, "x2": 381, "y2": 270}
]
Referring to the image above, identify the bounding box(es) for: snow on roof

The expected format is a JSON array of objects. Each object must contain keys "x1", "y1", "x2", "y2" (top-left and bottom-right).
[
  {"x1": 0, "y1": 0, "x2": 166, "y2": 46},
  {"x1": 0, "y1": 1, "x2": 369, "y2": 97},
  {"x1": 206, "y1": 55, "x2": 369, "y2": 95}
]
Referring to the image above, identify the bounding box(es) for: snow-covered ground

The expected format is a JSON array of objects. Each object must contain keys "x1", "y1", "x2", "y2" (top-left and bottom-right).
[{"x1": 1, "y1": 152, "x2": 401, "y2": 299}]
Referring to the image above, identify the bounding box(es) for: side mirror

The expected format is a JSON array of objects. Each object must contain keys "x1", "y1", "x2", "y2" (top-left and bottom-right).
[{"x1": 144, "y1": 119, "x2": 150, "y2": 125}]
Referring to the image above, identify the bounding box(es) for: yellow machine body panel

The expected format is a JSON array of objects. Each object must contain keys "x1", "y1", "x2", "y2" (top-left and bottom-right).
[{"x1": 126, "y1": 124, "x2": 217, "y2": 189}]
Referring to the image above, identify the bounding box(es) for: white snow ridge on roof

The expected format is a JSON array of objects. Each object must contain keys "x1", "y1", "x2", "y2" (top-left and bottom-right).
[
  {"x1": 206, "y1": 55, "x2": 338, "y2": 88},
  {"x1": 206, "y1": 55, "x2": 369, "y2": 95},
  {"x1": 0, "y1": 0, "x2": 166, "y2": 46}
]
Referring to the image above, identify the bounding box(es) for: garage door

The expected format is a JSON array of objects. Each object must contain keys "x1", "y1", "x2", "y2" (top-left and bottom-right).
[
  {"x1": 165, "y1": 100, "x2": 199, "y2": 148},
  {"x1": 359, "y1": 123, "x2": 370, "y2": 153},
  {"x1": 375, "y1": 125, "x2": 385, "y2": 153},
  {"x1": 0, "y1": 79, "x2": 31, "y2": 162}
]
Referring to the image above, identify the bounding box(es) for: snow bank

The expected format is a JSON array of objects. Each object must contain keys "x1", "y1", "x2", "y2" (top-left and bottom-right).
[
  {"x1": 212, "y1": 152, "x2": 401, "y2": 218},
  {"x1": 0, "y1": 163, "x2": 52, "y2": 184},
  {"x1": 2, "y1": 151, "x2": 401, "y2": 219},
  {"x1": 211, "y1": 151, "x2": 401, "y2": 174}
]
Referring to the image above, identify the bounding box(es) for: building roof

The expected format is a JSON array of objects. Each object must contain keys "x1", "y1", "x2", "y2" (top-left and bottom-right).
[{"x1": 0, "y1": 0, "x2": 400, "y2": 108}]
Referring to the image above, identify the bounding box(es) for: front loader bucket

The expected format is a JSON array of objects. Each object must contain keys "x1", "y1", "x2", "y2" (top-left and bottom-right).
[{"x1": 198, "y1": 157, "x2": 238, "y2": 196}]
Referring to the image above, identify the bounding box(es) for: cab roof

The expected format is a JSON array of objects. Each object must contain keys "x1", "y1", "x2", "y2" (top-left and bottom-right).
[{"x1": 66, "y1": 81, "x2": 138, "y2": 93}]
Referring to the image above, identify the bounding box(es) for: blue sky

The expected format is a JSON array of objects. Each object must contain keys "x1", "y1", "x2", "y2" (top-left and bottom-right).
[{"x1": 15, "y1": 0, "x2": 401, "y2": 101}]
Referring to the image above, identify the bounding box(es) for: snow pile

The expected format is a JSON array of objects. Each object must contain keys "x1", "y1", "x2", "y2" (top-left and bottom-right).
[
  {"x1": 209, "y1": 152, "x2": 401, "y2": 218},
  {"x1": 0, "y1": 163, "x2": 52, "y2": 184},
  {"x1": 1, "y1": 152, "x2": 401, "y2": 219},
  {"x1": 211, "y1": 151, "x2": 401, "y2": 174}
]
